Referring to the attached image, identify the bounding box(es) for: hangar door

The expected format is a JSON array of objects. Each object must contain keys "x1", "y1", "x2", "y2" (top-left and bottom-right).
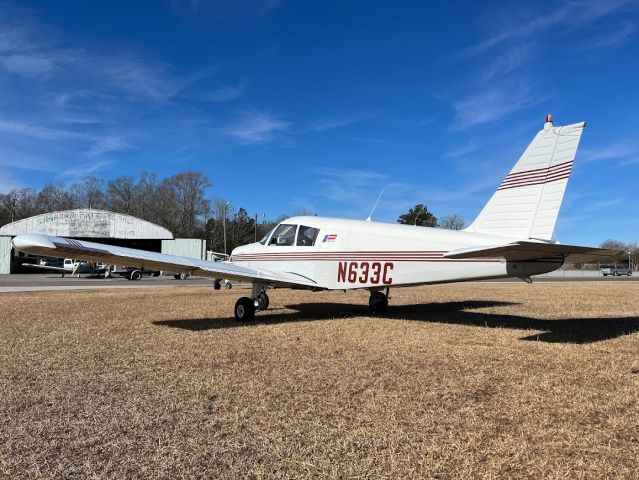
[{"x1": 0, "y1": 236, "x2": 11, "y2": 274}]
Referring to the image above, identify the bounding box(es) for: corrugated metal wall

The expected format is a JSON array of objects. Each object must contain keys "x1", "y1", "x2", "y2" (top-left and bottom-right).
[
  {"x1": 0, "y1": 236, "x2": 11, "y2": 274},
  {"x1": 161, "y1": 239, "x2": 206, "y2": 260}
]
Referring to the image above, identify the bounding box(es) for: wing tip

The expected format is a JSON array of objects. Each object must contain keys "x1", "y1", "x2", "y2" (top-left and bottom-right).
[{"x1": 12, "y1": 234, "x2": 57, "y2": 254}]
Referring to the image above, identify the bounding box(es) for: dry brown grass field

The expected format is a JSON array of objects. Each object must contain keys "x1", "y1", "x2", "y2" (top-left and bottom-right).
[{"x1": 1, "y1": 282, "x2": 639, "y2": 479}]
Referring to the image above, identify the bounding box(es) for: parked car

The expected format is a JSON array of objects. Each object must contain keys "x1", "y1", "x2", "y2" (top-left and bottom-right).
[{"x1": 600, "y1": 265, "x2": 632, "y2": 276}]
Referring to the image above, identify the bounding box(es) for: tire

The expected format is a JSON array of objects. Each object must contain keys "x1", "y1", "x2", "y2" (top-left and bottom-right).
[
  {"x1": 213, "y1": 280, "x2": 221, "y2": 290},
  {"x1": 235, "y1": 297, "x2": 255, "y2": 322},
  {"x1": 225, "y1": 282, "x2": 232, "y2": 290},
  {"x1": 152, "y1": 271, "x2": 161, "y2": 277},
  {"x1": 255, "y1": 292, "x2": 269, "y2": 311},
  {"x1": 130, "y1": 270, "x2": 143, "y2": 281},
  {"x1": 369, "y1": 291, "x2": 388, "y2": 313}
]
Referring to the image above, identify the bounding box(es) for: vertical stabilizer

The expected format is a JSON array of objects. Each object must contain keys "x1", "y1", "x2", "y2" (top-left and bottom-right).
[{"x1": 465, "y1": 116, "x2": 585, "y2": 240}]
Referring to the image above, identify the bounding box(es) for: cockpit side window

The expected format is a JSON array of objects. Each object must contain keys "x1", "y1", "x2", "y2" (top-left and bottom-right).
[
  {"x1": 296, "y1": 225, "x2": 320, "y2": 246},
  {"x1": 269, "y1": 224, "x2": 297, "y2": 246}
]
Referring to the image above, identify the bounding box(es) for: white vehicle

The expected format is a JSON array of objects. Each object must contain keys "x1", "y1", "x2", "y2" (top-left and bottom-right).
[{"x1": 13, "y1": 116, "x2": 619, "y2": 321}]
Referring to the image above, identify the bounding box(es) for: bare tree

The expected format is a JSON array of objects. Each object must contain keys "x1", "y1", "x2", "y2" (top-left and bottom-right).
[
  {"x1": 35, "y1": 183, "x2": 77, "y2": 212},
  {"x1": 71, "y1": 176, "x2": 105, "y2": 209},
  {"x1": 599, "y1": 239, "x2": 631, "y2": 266},
  {"x1": 439, "y1": 214, "x2": 465, "y2": 230},
  {"x1": 106, "y1": 176, "x2": 137, "y2": 215}
]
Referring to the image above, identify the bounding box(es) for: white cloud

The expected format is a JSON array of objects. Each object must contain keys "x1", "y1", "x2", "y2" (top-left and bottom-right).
[
  {"x1": 86, "y1": 136, "x2": 129, "y2": 157},
  {"x1": 226, "y1": 110, "x2": 290, "y2": 144},
  {"x1": 461, "y1": 0, "x2": 638, "y2": 57},
  {"x1": 199, "y1": 80, "x2": 247, "y2": 102},
  {"x1": 582, "y1": 197, "x2": 626, "y2": 213},
  {"x1": 0, "y1": 169, "x2": 22, "y2": 192},
  {"x1": 580, "y1": 142, "x2": 639, "y2": 162},
  {"x1": 59, "y1": 160, "x2": 112, "y2": 178},
  {"x1": 0, "y1": 118, "x2": 88, "y2": 141},
  {"x1": 480, "y1": 46, "x2": 531, "y2": 81},
  {"x1": 451, "y1": 77, "x2": 548, "y2": 129},
  {"x1": 1, "y1": 53, "x2": 55, "y2": 77},
  {"x1": 305, "y1": 113, "x2": 373, "y2": 133},
  {"x1": 444, "y1": 142, "x2": 479, "y2": 158},
  {"x1": 580, "y1": 21, "x2": 636, "y2": 50},
  {"x1": 0, "y1": 146, "x2": 58, "y2": 172}
]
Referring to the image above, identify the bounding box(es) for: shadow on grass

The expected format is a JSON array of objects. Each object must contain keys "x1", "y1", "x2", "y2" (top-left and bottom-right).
[{"x1": 152, "y1": 300, "x2": 639, "y2": 344}]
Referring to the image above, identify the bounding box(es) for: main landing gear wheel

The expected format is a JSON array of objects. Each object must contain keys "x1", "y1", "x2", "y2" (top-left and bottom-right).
[
  {"x1": 225, "y1": 282, "x2": 232, "y2": 290},
  {"x1": 369, "y1": 291, "x2": 388, "y2": 313},
  {"x1": 254, "y1": 292, "x2": 269, "y2": 311},
  {"x1": 213, "y1": 280, "x2": 221, "y2": 290},
  {"x1": 173, "y1": 272, "x2": 188, "y2": 280},
  {"x1": 129, "y1": 270, "x2": 143, "y2": 281},
  {"x1": 235, "y1": 297, "x2": 255, "y2": 322}
]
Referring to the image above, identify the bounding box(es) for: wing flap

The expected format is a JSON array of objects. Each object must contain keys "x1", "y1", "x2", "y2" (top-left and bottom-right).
[
  {"x1": 12, "y1": 234, "x2": 318, "y2": 288},
  {"x1": 445, "y1": 241, "x2": 620, "y2": 263}
]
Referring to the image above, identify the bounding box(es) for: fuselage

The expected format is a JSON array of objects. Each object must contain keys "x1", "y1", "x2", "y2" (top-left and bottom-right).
[{"x1": 229, "y1": 216, "x2": 562, "y2": 290}]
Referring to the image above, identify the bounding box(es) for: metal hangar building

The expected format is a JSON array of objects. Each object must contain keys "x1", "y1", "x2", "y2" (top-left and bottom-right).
[{"x1": 0, "y1": 209, "x2": 205, "y2": 274}]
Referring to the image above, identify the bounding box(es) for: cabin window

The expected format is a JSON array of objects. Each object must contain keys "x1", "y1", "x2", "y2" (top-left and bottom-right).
[
  {"x1": 269, "y1": 224, "x2": 297, "y2": 246},
  {"x1": 297, "y1": 225, "x2": 320, "y2": 246}
]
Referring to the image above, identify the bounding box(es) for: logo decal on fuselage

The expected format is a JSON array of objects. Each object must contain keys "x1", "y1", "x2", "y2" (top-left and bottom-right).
[{"x1": 323, "y1": 234, "x2": 337, "y2": 242}]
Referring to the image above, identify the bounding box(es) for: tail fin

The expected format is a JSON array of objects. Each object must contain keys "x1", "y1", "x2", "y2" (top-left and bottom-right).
[{"x1": 465, "y1": 116, "x2": 585, "y2": 240}]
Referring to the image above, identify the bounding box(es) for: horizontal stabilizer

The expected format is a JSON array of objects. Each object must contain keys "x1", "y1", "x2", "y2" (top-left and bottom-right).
[
  {"x1": 445, "y1": 241, "x2": 620, "y2": 264},
  {"x1": 12, "y1": 234, "x2": 317, "y2": 288}
]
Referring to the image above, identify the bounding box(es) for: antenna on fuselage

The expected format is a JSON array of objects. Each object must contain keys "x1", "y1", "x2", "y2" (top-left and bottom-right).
[{"x1": 366, "y1": 188, "x2": 386, "y2": 222}]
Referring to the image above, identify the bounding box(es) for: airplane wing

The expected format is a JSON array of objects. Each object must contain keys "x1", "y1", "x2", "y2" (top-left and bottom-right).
[
  {"x1": 12, "y1": 234, "x2": 319, "y2": 289},
  {"x1": 21, "y1": 263, "x2": 68, "y2": 273},
  {"x1": 444, "y1": 241, "x2": 621, "y2": 264}
]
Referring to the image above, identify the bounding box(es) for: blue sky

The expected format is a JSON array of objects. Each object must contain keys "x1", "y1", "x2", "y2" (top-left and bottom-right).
[{"x1": 1, "y1": 0, "x2": 638, "y2": 245}]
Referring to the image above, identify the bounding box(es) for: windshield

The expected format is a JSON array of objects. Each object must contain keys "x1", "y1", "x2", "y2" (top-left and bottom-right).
[{"x1": 259, "y1": 227, "x2": 276, "y2": 245}]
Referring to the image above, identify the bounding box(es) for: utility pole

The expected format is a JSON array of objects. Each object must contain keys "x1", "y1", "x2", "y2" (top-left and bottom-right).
[
  {"x1": 254, "y1": 213, "x2": 265, "y2": 242},
  {"x1": 223, "y1": 201, "x2": 229, "y2": 255},
  {"x1": 10, "y1": 194, "x2": 16, "y2": 223}
]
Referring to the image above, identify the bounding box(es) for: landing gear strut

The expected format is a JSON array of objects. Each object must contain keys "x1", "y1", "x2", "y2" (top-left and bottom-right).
[
  {"x1": 369, "y1": 290, "x2": 388, "y2": 313},
  {"x1": 255, "y1": 291, "x2": 269, "y2": 311},
  {"x1": 252, "y1": 283, "x2": 269, "y2": 311}
]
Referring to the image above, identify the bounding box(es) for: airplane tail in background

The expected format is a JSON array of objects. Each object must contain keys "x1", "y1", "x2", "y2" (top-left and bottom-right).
[{"x1": 465, "y1": 116, "x2": 586, "y2": 241}]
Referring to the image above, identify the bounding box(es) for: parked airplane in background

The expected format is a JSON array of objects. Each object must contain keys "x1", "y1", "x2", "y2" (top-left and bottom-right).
[
  {"x1": 13, "y1": 116, "x2": 619, "y2": 321},
  {"x1": 22, "y1": 258, "x2": 108, "y2": 278}
]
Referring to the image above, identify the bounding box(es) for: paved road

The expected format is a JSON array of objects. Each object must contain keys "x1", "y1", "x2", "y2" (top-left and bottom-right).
[
  {"x1": 0, "y1": 272, "x2": 636, "y2": 293},
  {"x1": 0, "y1": 273, "x2": 216, "y2": 292}
]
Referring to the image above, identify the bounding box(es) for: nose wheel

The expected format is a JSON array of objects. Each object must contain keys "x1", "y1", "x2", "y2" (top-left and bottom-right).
[{"x1": 369, "y1": 291, "x2": 388, "y2": 313}]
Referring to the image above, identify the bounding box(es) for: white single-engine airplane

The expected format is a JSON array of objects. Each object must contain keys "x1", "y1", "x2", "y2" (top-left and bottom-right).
[{"x1": 13, "y1": 116, "x2": 618, "y2": 321}]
